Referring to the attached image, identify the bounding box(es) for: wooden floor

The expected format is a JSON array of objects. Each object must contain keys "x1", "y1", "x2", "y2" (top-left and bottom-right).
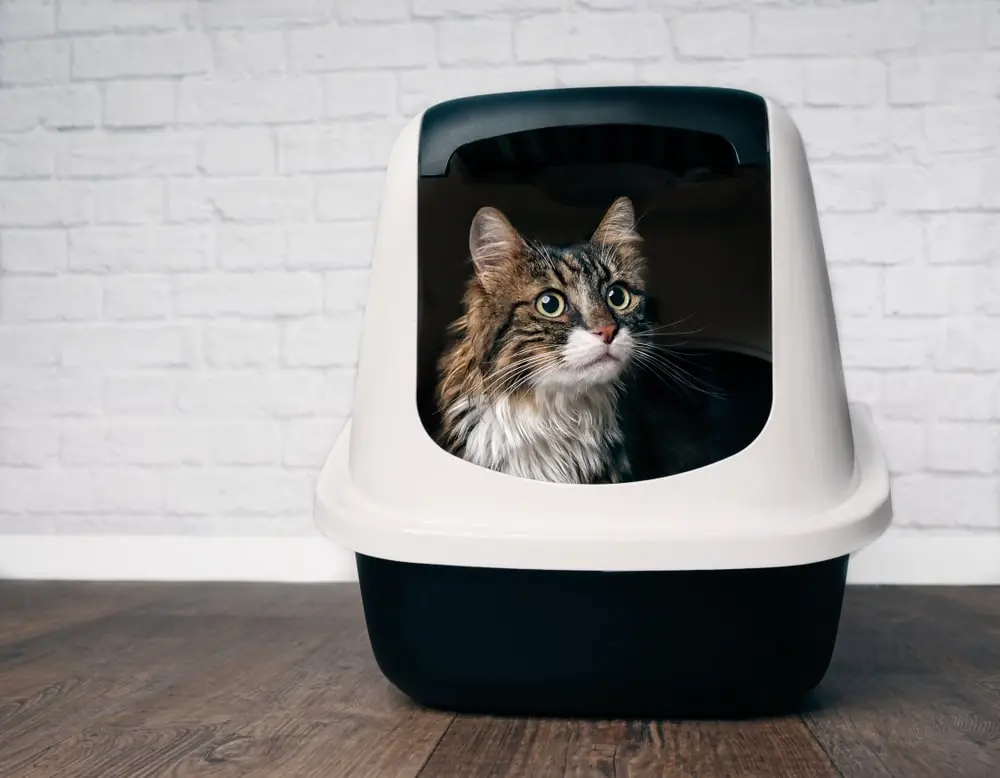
[{"x1": 0, "y1": 584, "x2": 997, "y2": 778}]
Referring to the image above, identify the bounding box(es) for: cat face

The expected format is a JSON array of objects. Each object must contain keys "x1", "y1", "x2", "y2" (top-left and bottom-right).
[{"x1": 466, "y1": 197, "x2": 649, "y2": 395}]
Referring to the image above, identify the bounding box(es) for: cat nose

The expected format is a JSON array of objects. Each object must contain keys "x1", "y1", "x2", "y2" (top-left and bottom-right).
[{"x1": 593, "y1": 324, "x2": 618, "y2": 344}]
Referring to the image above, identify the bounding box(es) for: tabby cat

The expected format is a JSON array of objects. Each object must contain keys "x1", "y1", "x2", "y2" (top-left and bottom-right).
[{"x1": 435, "y1": 197, "x2": 649, "y2": 484}]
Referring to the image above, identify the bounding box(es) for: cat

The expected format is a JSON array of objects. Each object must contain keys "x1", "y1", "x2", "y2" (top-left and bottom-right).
[{"x1": 434, "y1": 196, "x2": 650, "y2": 484}]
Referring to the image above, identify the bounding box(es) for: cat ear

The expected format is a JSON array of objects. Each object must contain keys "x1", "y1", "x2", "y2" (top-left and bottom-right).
[
  {"x1": 469, "y1": 206, "x2": 523, "y2": 284},
  {"x1": 591, "y1": 196, "x2": 641, "y2": 247}
]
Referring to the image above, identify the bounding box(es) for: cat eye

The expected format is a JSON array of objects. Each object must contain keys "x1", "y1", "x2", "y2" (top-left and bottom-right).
[
  {"x1": 607, "y1": 284, "x2": 631, "y2": 311},
  {"x1": 535, "y1": 291, "x2": 566, "y2": 318}
]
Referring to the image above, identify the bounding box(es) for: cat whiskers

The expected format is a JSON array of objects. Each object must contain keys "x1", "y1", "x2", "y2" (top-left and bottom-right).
[
  {"x1": 483, "y1": 351, "x2": 561, "y2": 397},
  {"x1": 629, "y1": 343, "x2": 725, "y2": 399}
]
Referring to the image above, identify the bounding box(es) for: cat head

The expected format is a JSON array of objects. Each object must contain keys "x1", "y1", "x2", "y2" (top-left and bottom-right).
[{"x1": 463, "y1": 196, "x2": 649, "y2": 394}]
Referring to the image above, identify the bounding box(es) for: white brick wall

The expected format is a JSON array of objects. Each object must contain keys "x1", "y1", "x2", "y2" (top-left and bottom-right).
[{"x1": 0, "y1": 0, "x2": 998, "y2": 542}]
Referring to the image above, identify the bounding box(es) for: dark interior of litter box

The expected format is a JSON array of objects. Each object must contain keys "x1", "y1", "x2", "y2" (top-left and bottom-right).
[{"x1": 415, "y1": 87, "x2": 773, "y2": 479}]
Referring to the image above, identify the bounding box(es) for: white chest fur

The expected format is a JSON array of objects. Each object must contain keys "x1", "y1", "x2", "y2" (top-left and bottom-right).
[{"x1": 453, "y1": 387, "x2": 624, "y2": 483}]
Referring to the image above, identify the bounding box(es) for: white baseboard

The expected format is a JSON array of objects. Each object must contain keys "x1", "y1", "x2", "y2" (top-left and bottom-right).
[{"x1": 0, "y1": 529, "x2": 997, "y2": 584}]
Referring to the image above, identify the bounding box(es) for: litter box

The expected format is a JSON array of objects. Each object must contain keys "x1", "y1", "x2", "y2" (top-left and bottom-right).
[{"x1": 315, "y1": 86, "x2": 892, "y2": 718}]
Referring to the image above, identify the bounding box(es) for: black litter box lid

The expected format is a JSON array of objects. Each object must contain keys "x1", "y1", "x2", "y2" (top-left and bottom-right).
[{"x1": 418, "y1": 86, "x2": 769, "y2": 178}]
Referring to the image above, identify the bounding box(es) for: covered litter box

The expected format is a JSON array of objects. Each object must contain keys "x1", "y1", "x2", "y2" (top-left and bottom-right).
[{"x1": 315, "y1": 86, "x2": 892, "y2": 718}]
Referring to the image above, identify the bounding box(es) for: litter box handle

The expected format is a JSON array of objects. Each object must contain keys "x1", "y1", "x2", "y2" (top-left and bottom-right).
[{"x1": 418, "y1": 86, "x2": 769, "y2": 177}]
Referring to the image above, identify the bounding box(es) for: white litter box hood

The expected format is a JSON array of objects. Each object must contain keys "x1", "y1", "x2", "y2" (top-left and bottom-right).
[{"x1": 315, "y1": 91, "x2": 892, "y2": 573}]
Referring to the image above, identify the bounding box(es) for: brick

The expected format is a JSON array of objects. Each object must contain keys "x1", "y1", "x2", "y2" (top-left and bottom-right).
[
  {"x1": 804, "y1": 59, "x2": 886, "y2": 107},
  {"x1": 0, "y1": 370, "x2": 102, "y2": 417},
  {"x1": 177, "y1": 77, "x2": 321, "y2": 124},
  {"x1": 286, "y1": 223, "x2": 373, "y2": 269},
  {"x1": 198, "y1": 128, "x2": 275, "y2": 175},
  {"x1": 821, "y1": 213, "x2": 923, "y2": 265},
  {"x1": 792, "y1": 108, "x2": 889, "y2": 159},
  {"x1": 920, "y1": 2, "x2": 987, "y2": 53},
  {"x1": 283, "y1": 316, "x2": 363, "y2": 367},
  {"x1": 413, "y1": 0, "x2": 564, "y2": 16},
  {"x1": 924, "y1": 104, "x2": 1000, "y2": 154},
  {"x1": 977, "y1": 265, "x2": 1000, "y2": 315},
  {"x1": 91, "y1": 468, "x2": 163, "y2": 514},
  {"x1": 61, "y1": 325, "x2": 199, "y2": 368},
  {"x1": 163, "y1": 469, "x2": 313, "y2": 516},
  {"x1": 839, "y1": 331, "x2": 929, "y2": 371},
  {"x1": 211, "y1": 422, "x2": 283, "y2": 466},
  {"x1": 0, "y1": 468, "x2": 92, "y2": 513},
  {"x1": 201, "y1": 0, "x2": 332, "y2": 30},
  {"x1": 167, "y1": 177, "x2": 313, "y2": 224},
  {"x1": 70, "y1": 227, "x2": 212, "y2": 272},
  {"x1": 289, "y1": 23, "x2": 435, "y2": 71},
  {"x1": 639, "y1": 59, "x2": 804, "y2": 107},
  {"x1": 828, "y1": 266, "x2": 882, "y2": 317},
  {"x1": 579, "y1": 0, "x2": 641, "y2": 8},
  {"x1": 398, "y1": 67, "x2": 555, "y2": 116},
  {"x1": 62, "y1": 421, "x2": 207, "y2": 466},
  {"x1": 323, "y1": 72, "x2": 398, "y2": 118},
  {"x1": 671, "y1": 12, "x2": 750, "y2": 60},
  {"x1": 103, "y1": 375, "x2": 176, "y2": 416},
  {"x1": 932, "y1": 317, "x2": 1000, "y2": 373},
  {"x1": 0, "y1": 39, "x2": 69, "y2": 85},
  {"x1": 0, "y1": 85, "x2": 100, "y2": 131},
  {"x1": 0, "y1": 133, "x2": 56, "y2": 178},
  {"x1": 439, "y1": 20, "x2": 513, "y2": 65},
  {"x1": 884, "y1": 267, "x2": 973, "y2": 316},
  {"x1": 844, "y1": 370, "x2": 882, "y2": 408},
  {"x1": 94, "y1": 179, "x2": 165, "y2": 225},
  {"x1": 982, "y1": 163, "x2": 1000, "y2": 210},
  {"x1": 0, "y1": 276, "x2": 101, "y2": 323},
  {"x1": 104, "y1": 80, "x2": 176, "y2": 127},
  {"x1": 204, "y1": 323, "x2": 281, "y2": 368},
  {"x1": 282, "y1": 417, "x2": 345, "y2": 468},
  {"x1": 341, "y1": 0, "x2": 408, "y2": 20},
  {"x1": 891, "y1": 474, "x2": 998, "y2": 528},
  {"x1": 173, "y1": 272, "x2": 323, "y2": 318},
  {"x1": 72, "y1": 33, "x2": 211, "y2": 79},
  {"x1": 317, "y1": 369, "x2": 356, "y2": 417},
  {"x1": 930, "y1": 373, "x2": 1000, "y2": 422},
  {"x1": 0, "y1": 326, "x2": 60, "y2": 366},
  {"x1": 57, "y1": 0, "x2": 197, "y2": 33},
  {"x1": 176, "y1": 372, "x2": 326, "y2": 418},
  {"x1": 0, "y1": 181, "x2": 92, "y2": 227},
  {"x1": 873, "y1": 418, "x2": 924, "y2": 475},
  {"x1": 212, "y1": 31, "x2": 286, "y2": 77},
  {"x1": 927, "y1": 423, "x2": 998, "y2": 474},
  {"x1": 325, "y1": 269, "x2": 370, "y2": 313},
  {"x1": 516, "y1": 14, "x2": 669, "y2": 62},
  {"x1": 315, "y1": 172, "x2": 384, "y2": 221},
  {"x1": 0, "y1": 424, "x2": 59, "y2": 467},
  {"x1": 277, "y1": 120, "x2": 405, "y2": 173},
  {"x1": 927, "y1": 215, "x2": 1000, "y2": 265},
  {"x1": 810, "y1": 164, "x2": 882, "y2": 213},
  {"x1": 990, "y1": 6, "x2": 1000, "y2": 47},
  {"x1": 556, "y1": 62, "x2": 637, "y2": 87},
  {"x1": 216, "y1": 226, "x2": 286, "y2": 270},
  {"x1": 57, "y1": 133, "x2": 199, "y2": 178},
  {"x1": 882, "y1": 158, "x2": 986, "y2": 212},
  {"x1": 0, "y1": 0, "x2": 56, "y2": 39},
  {"x1": 753, "y1": 4, "x2": 920, "y2": 56},
  {"x1": 102, "y1": 277, "x2": 171, "y2": 320},
  {"x1": 888, "y1": 54, "x2": 1000, "y2": 105},
  {"x1": 0, "y1": 230, "x2": 67, "y2": 274}
]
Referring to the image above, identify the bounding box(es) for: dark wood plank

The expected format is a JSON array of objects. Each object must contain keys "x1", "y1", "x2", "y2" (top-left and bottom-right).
[
  {"x1": 0, "y1": 582, "x2": 161, "y2": 645},
  {"x1": 416, "y1": 717, "x2": 838, "y2": 777},
  {"x1": 803, "y1": 587, "x2": 1000, "y2": 778},
  {"x1": 8, "y1": 584, "x2": 453, "y2": 778}
]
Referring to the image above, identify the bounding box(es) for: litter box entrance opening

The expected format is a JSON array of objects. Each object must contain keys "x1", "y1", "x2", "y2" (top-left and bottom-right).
[{"x1": 415, "y1": 87, "x2": 772, "y2": 481}]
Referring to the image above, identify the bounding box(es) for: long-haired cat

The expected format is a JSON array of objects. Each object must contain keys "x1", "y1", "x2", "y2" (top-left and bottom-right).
[{"x1": 435, "y1": 197, "x2": 648, "y2": 484}]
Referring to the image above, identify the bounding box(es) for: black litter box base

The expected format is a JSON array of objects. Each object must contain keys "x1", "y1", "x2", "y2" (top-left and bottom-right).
[{"x1": 356, "y1": 553, "x2": 848, "y2": 719}]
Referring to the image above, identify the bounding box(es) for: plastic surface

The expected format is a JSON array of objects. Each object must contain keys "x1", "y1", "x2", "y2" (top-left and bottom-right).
[
  {"x1": 357, "y1": 552, "x2": 849, "y2": 718},
  {"x1": 417, "y1": 86, "x2": 768, "y2": 175},
  {"x1": 313, "y1": 87, "x2": 893, "y2": 573}
]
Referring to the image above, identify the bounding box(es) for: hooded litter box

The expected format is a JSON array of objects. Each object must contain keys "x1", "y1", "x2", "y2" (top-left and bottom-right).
[{"x1": 315, "y1": 86, "x2": 892, "y2": 718}]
